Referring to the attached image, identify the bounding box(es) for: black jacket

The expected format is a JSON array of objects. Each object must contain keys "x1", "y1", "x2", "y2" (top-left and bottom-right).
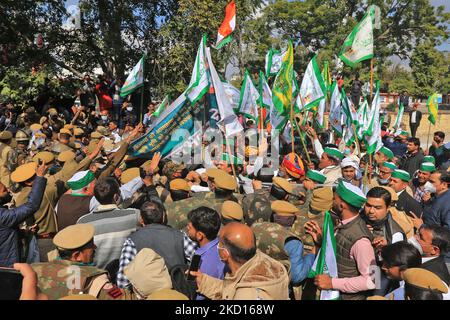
[
  {"x1": 408, "y1": 110, "x2": 422, "y2": 126},
  {"x1": 422, "y1": 256, "x2": 450, "y2": 286},
  {"x1": 400, "y1": 150, "x2": 424, "y2": 177},
  {"x1": 0, "y1": 177, "x2": 46, "y2": 267},
  {"x1": 396, "y1": 190, "x2": 423, "y2": 218}
]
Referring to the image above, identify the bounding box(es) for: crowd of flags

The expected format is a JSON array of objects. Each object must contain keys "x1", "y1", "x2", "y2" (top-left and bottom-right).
[{"x1": 119, "y1": 2, "x2": 442, "y2": 299}]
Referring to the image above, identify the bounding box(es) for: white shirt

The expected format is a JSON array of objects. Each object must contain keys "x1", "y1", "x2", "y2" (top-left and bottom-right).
[{"x1": 411, "y1": 111, "x2": 417, "y2": 123}]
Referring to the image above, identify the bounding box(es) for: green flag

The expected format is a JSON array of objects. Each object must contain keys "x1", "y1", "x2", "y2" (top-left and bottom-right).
[
  {"x1": 152, "y1": 95, "x2": 169, "y2": 117},
  {"x1": 364, "y1": 81, "x2": 383, "y2": 154},
  {"x1": 120, "y1": 56, "x2": 144, "y2": 97},
  {"x1": 427, "y1": 93, "x2": 439, "y2": 125},
  {"x1": 186, "y1": 35, "x2": 209, "y2": 105},
  {"x1": 321, "y1": 60, "x2": 332, "y2": 92},
  {"x1": 272, "y1": 40, "x2": 294, "y2": 115},
  {"x1": 308, "y1": 211, "x2": 340, "y2": 300},
  {"x1": 339, "y1": 5, "x2": 380, "y2": 67},
  {"x1": 393, "y1": 102, "x2": 404, "y2": 130}
]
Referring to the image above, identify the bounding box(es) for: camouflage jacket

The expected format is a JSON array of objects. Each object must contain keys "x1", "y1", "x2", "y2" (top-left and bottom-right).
[
  {"x1": 251, "y1": 222, "x2": 300, "y2": 272},
  {"x1": 242, "y1": 189, "x2": 273, "y2": 226},
  {"x1": 31, "y1": 260, "x2": 129, "y2": 300},
  {"x1": 165, "y1": 192, "x2": 242, "y2": 230},
  {"x1": 291, "y1": 211, "x2": 325, "y2": 253}
]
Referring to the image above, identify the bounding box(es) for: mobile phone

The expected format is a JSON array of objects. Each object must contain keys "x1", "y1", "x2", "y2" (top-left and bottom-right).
[
  {"x1": 0, "y1": 268, "x2": 23, "y2": 300},
  {"x1": 186, "y1": 254, "x2": 202, "y2": 281}
]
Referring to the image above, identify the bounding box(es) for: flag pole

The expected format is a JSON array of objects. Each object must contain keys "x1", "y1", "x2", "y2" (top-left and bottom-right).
[
  {"x1": 290, "y1": 99, "x2": 295, "y2": 153},
  {"x1": 140, "y1": 85, "x2": 144, "y2": 123},
  {"x1": 426, "y1": 121, "x2": 432, "y2": 151},
  {"x1": 225, "y1": 137, "x2": 240, "y2": 194},
  {"x1": 296, "y1": 94, "x2": 312, "y2": 163},
  {"x1": 370, "y1": 58, "x2": 374, "y2": 103}
]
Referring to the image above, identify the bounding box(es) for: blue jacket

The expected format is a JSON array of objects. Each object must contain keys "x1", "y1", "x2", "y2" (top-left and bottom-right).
[
  {"x1": 0, "y1": 177, "x2": 46, "y2": 267},
  {"x1": 423, "y1": 189, "x2": 450, "y2": 263}
]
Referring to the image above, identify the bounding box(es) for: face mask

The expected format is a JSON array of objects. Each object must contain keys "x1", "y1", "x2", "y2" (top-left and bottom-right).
[
  {"x1": 408, "y1": 237, "x2": 424, "y2": 256},
  {"x1": 101, "y1": 115, "x2": 108, "y2": 121},
  {"x1": 344, "y1": 148, "x2": 351, "y2": 155},
  {"x1": 378, "y1": 178, "x2": 390, "y2": 185},
  {"x1": 423, "y1": 181, "x2": 436, "y2": 194},
  {"x1": 126, "y1": 107, "x2": 133, "y2": 112}
]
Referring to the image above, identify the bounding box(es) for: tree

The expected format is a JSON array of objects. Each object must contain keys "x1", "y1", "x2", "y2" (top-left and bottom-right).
[{"x1": 410, "y1": 42, "x2": 446, "y2": 97}]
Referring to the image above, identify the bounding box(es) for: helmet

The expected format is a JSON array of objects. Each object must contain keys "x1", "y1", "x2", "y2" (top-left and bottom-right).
[{"x1": 15, "y1": 130, "x2": 30, "y2": 142}]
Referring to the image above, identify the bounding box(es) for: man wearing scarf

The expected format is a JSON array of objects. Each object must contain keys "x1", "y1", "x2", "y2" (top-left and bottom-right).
[{"x1": 361, "y1": 186, "x2": 405, "y2": 295}]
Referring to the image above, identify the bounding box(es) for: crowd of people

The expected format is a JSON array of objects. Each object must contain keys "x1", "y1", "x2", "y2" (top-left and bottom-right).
[{"x1": 0, "y1": 82, "x2": 449, "y2": 301}]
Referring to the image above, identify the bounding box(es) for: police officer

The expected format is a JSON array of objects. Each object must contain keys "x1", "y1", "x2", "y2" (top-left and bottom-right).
[
  {"x1": 31, "y1": 224, "x2": 130, "y2": 300},
  {"x1": 15, "y1": 130, "x2": 31, "y2": 166},
  {"x1": 0, "y1": 130, "x2": 18, "y2": 188}
]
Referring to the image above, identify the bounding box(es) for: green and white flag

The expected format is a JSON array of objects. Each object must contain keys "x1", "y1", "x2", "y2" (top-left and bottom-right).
[
  {"x1": 328, "y1": 82, "x2": 343, "y2": 137},
  {"x1": 265, "y1": 48, "x2": 286, "y2": 77},
  {"x1": 186, "y1": 35, "x2": 210, "y2": 105},
  {"x1": 356, "y1": 99, "x2": 369, "y2": 140},
  {"x1": 238, "y1": 70, "x2": 260, "y2": 121},
  {"x1": 299, "y1": 55, "x2": 327, "y2": 110},
  {"x1": 393, "y1": 102, "x2": 404, "y2": 130},
  {"x1": 259, "y1": 71, "x2": 273, "y2": 125},
  {"x1": 364, "y1": 81, "x2": 383, "y2": 154},
  {"x1": 152, "y1": 95, "x2": 169, "y2": 117},
  {"x1": 316, "y1": 98, "x2": 326, "y2": 129},
  {"x1": 339, "y1": 5, "x2": 381, "y2": 68},
  {"x1": 308, "y1": 211, "x2": 340, "y2": 300},
  {"x1": 120, "y1": 56, "x2": 144, "y2": 97}
]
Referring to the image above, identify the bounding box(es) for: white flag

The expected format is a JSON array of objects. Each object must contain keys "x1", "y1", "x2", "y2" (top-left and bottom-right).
[
  {"x1": 186, "y1": 35, "x2": 209, "y2": 105},
  {"x1": 120, "y1": 56, "x2": 144, "y2": 97},
  {"x1": 205, "y1": 47, "x2": 243, "y2": 137},
  {"x1": 299, "y1": 55, "x2": 327, "y2": 110},
  {"x1": 328, "y1": 82, "x2": 343, "y2": 137},
  {"x1": 364, "y1": 82, "x2": 383, "y2": 154},
  {"x1": 237, "y1": 70, "x2": 260, "y2": 121}
]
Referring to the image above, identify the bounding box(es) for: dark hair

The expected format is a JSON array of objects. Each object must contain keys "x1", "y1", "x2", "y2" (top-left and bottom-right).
[
  {"x1": 407, "y1": 137, "x2": 420, "y2": 147},
  {"x1": 270, "y1": 184, "x2": 288, "y2": 200},
  {"x1": 422, "y1": 225, "x2": 450, "y2": 255},
  {"x1": 187, "y1": 206, "x2": 221, "y2": 241},
  {"x1": 222, "y1": 233, "x2": 257, "y2": 264},
  {"x1": 170, "y1": 189, "x2": 190, "y2": 202},
  {"x1": 381, "y1": 242, "x2": 421, "y2": 270},
  {"x1": 435, "y1": 170, "x2": 450, "y2": 184},
  {"x1": 140, "y1": 199, "x2": 166, "y2": 225},
  {"x1": 94, "y1": 177, "x2": 120, "y2": 205},
  {"x1": 59, "y1": 133, "x2": 71, "y2": 141},
  {"x1": 434, "y1": 131, "x2": 445, "y2": 140},
  {"x1": 366, "y1": 187, "x2": 392, "y2": 207},
  {"x1": 404, "y1": 283, "x2": 443, "y2": 300},
  {"x1": 215, "y1": 188, "x2": 234, "y2": 199}
]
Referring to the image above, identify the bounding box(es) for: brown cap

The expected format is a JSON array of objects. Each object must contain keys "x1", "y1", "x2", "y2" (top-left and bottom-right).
[
  {"x1": 59, "y1": 294, "x2": 97, "y2": 300},
  {"x1": 146, "y1": 289, "x2": 189, "y2": 300},
  {"x1": 403, "y1": 268, "x2": 448, "y2": 293},
  {"x1": 96, "y1": 126, "x2": 110, "y2": 136},
  {"x1": 380, "y1": 186, "x2": 398, "y2": 202},
  {"x1": 309, "y1": 187, "x2": 333, "y2": 213},
  {"x1": 121, "y1": 167, "x2": 140, "y2": 184},
  {"x1": 53, "y1": 224, "x2": 95, "y2": 250},
  {"x1": 169, "y1": 179, "x2": 191, "y2": 192},
  {"x1": 11, "y1": 162, "x2": 37, "y2": 183},
  {"x1": 33, "y1": 151, "x2": 55, "y2": 164},
  {"x1": 48, "y1": 108, "x2": 58, "y2": 115},
  {"x1": 74, "y1": 128, "x2": 84, "y2": 136},
  {"x1": 366, "y1": 295, "x2": 388, "y2": 301},
  {"x1": 271, "y1": 200, "x2": 299, "y2": 216},
  {"x1": 63, "y1": 124, "x2": 74, "y2": 130},
  {"x1": 57, "y1": 150, "x2": 76, "y2": 163},
  {"x1": 0, "y1": 131, "x2": 12, "y2": 140},
  {"x1": 59, "y1": 128, "x2": 72, "y2": 136},
  {"x1": 214, "y1": 172, "x2": 237, "y2": 191},
  {"x1": 271, "y1": 200, "x2": 300, "y2": 216},
  {"x1": 91, "y1": 132, "x2": 102, "y2": 139},
  {"x1": 30, "y1": 123, "x2": 43, "y2": 132},
  {"x1": 205, "y1": 168, "x2": 223, "y2": 180},
  {"x1": 221, "y1": 201, "x2": 243, "y2": 221},
  {"x1": 272, "y1": 177, "x2": 293, "y2": 194},
  {"x1": 39, "y1": 116, "x2": 48, "y2": 125}
]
